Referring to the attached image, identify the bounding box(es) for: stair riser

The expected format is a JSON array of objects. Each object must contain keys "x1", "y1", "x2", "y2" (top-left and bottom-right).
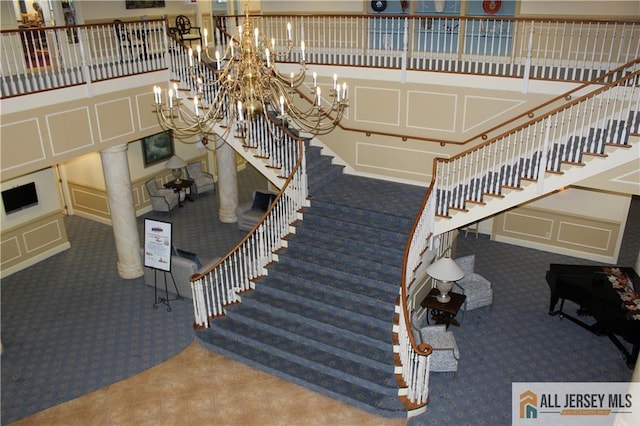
[
  {"x1": 261, "y1": 272, "x2": 395, "y2": 313},
  {"x1": 294, "y1": 228, "x2": 406, "y2": 263},
  {"x1": 196, "y1": 332, "x2": 406, "y2": 417},
  {"x1": 268, "y1": 266, "x2": 398, "y2": 304},
  {"x1": 277, "y1": 256, "x2": 399, "y2": 294},
  {"x1": 284, "y1": 239, "x2": 403, "y2": 278}
]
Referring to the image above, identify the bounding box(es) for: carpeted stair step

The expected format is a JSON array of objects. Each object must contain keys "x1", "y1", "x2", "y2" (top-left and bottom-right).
[
  {"x1": 283, "y1": 237, "x2": 403, "y2": 280},
  {"x1": 305, "y1": 145, "x2": 345, "y2": 194},
  {"x1": 259, "y1": 272, "x2": 395, "y2": 318},
  {"x1": 268, "y1": 262, "x2": 398, "y2": 303},
  {"x1": 226, "y1": 305, "x2": 394, "y2": 368},
  {"x1": 308, "y1": 199, "x2": 415, "y2": 232},
  {"x1": 196, "y1": 328, "x2": 406, "y2": 417},
  {"x1": 241, "y1": 289, "x2": 391, "y2": 342},
  {"x1": 279, "y1": 250, "x2": 400, "y2": 289},
  {"x1": 290, "y1": 228, "x2": 405, "y2": 267},
  {"x1": 300, "y1": 214, "x2": 408, "y2": 248},
  {"x1": 255, "y1": 276, "x2": 394, "y2": 324},
  {"x1": 200, "y1": 312, "x2": 395, "y2": 390},
  {"x1": 245, "y1": 288, "x2": 392, "y2": 338},
  {"x1": 229, "y1": 300, "x2": 393, "y2": 359}
]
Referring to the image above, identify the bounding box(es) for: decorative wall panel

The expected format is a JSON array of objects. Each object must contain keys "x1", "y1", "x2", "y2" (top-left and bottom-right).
[
  {"x1": 356, "y1": 142, "x2": 432, "y2": 179},
  {"x1": 95, "y1": 98, "x2": 136, "y2": 142},
  {"x1": 69, "y1": 183, "x2": 111, "y2": 220},
  {"x1": 406, "y1": 91, "x2": 456, "y2": 132},
  {"x1": 1, "y1": 119, "x2": 47, "y2": 171},
  {"x1": 23, "y1": 219, "x2": 64, "y2": 253},
  {"x1": 493, "y1": 206, "x2": 621, "y2": 261},
  {"x1": 136, "y1": 92, "x2": 160, "y2": 131},
  {"x1": 47, "y1": 107, "x2": 94, "y2": 155},
  {"x1": 354, "y1": 86, "x2": 400, "y2": 126},
  {"x1": 0, "y1": 211, "x2": 69, "y2": 276},
  {"x1": 502, "y1": 212, "x2": 553, "y2": 240},
  {"x1": 0, "y1": 237, "x2": 21, "y2": 265},
  {"x1": 462, "y1": 96, "x2": 525, "y2": 133},
  {"x1": 557, "y1": 221, "x2": 613, "y2": 252}
]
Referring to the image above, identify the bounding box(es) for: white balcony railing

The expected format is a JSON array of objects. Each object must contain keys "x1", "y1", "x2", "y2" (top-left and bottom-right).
[
  {"x1": 2, "y1": 15, "x2": 638, "y2": 98},
  {"x1": 1, "y1": 19, "x2": 168, "y2": 98},
  {"x1": 2, "y1": 13, "x2": 638, "y2": 414}
]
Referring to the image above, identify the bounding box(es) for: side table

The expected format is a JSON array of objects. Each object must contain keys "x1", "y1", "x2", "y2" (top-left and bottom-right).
[
  {"x1": 164, "y1": 178, "x2": 194, "y2": 207},
  {"x1": 420, "y1": 288, "x2": 466, "y2": 329}
]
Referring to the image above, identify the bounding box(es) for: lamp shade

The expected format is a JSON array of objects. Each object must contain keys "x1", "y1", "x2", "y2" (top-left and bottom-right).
[
  {"x1": 165, "y1": 155, "x2": 186, "y2": 169},
  {"x1": 425, "y1": 257, "x2": 464, "y2": 282}
]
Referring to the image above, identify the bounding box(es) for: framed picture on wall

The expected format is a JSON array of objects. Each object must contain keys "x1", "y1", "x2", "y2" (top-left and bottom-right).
[
  {"x1": 125, "y1": 1, "x2": 166, "y2": 10},
  {"x1": 142, "y1": 130, "x2": 174, "y2": 167}
]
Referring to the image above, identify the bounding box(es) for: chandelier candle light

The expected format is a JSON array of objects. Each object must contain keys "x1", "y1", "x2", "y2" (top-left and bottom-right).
[{"x1": 153, "y1": 1, "x2": 348, "y2": 143}]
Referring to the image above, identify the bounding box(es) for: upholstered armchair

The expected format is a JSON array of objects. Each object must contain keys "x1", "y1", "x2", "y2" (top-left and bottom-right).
[
  {"x1": 235, "y1": 190, "x2": 277, "y2": 231},
  {"x1": 186, "y1": 162, "x2": 215, "y2": 198},
  {"x1": 411, "y1": 311, "x2": 460, "y2": 374},
  {"x1": 145, "y1": 178, "x2": 179, "y2": 213},
  {"x1": 454, "y1": 255, "x2": 493, "y2": 311}
]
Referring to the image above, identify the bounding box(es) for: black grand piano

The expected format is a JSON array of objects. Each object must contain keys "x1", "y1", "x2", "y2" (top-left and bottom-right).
[{"x1": 546, "y1": 264, "x2": 640, "y2": 368}]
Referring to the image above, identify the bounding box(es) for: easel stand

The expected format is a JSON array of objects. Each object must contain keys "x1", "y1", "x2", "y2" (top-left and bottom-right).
[{"x1": 152, "y1": 268, "x2": 183, "y2": 312}]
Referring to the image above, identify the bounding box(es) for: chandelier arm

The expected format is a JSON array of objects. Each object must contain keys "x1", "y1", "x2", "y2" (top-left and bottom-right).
[{"x1": 154, "y1": 0, "x2": 346, "y2": 145}]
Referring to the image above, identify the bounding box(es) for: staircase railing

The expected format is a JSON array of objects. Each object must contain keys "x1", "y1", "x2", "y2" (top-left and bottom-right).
[
  {"x1": 189, "y1": 132, "x2": 306, "y2": 327},
  {"x1": 1, "y1": 19, "x2": 168, "y2": 98},
  {"x1": 434, "y1": 60, "x2": 640, "y2": 218},
  {"x1": 396, "y1": 59, "x2": 640, "y2": 408},
  {"x1": 162, "y1": 34, "x2": 310, "y2": 327},
  {"x1": 225, "y1": 14, "x2": 639, "y2": 83},
  {"x1": 3, "y1": 15, "x2": 638, "y2": 99}
]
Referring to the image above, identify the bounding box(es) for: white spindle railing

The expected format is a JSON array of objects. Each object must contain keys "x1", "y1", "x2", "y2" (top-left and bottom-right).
[
  {"x1": 434, "y1": 62, "x2": 640, "y2": 217},
  {"x1": 255, "y1": 14, "x2": 638, "y2": 79},
  {"x1": 190, "y1": 139, "x2": 307, "y2": 327},
  {"x1": 3, "y1": 15, "x2": 638, "y2": 98},
  {"x1": 1, "y1": 19, "x2": 167, "y2": 98},
  {"x1": 2, "y1": 13, "x2": 638, "y2": 412}
]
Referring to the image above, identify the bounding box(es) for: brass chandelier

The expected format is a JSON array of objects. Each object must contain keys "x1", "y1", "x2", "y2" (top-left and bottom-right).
[{"x1": 153, "y1": 2, "x2": 348, "y2": 145}]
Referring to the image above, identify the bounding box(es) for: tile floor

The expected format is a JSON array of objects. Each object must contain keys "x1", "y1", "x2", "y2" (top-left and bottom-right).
[{"x1": 12, "y1": 341, "x2": 408, "y2": 426}]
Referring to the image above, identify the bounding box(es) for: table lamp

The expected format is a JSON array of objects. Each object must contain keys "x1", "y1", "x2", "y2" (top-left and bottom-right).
[
  {"x1": 165, "y1": 155, "x2": 187, "y2": 183},
  {"x1": 425, "y1": 256, "x2": 464, "y2": 303}
]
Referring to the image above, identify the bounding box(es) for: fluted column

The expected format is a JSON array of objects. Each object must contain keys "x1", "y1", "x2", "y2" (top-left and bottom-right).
[
  {"x1": 216, "y1": 138, "x2": 238, "y2": 223},
  {"x1": 100, "y1": 144, "x2": 143, "y2": 279}
]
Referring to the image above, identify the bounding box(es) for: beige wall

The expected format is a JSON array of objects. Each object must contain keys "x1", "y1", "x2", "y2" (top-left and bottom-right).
[
  {"x1": 0, "y1": 169, "x2": 69, "y2": 278},
  {"x1": 1, "y1": 72, "x2": 167, "y2": 182},
  {"x1": 492, "y1": 188, "x2": 631, "y2": 263},
  {"x1": 519, "y1": 0, "x2": 639, "y2": 18},
  {"x1": 0, "y1": 209, "x2": 69, "y2": 278},
  {"x1": 314, "y1": 67, "x2": 575, "y2": 184},
  {"x1": 67, "y1": 153, "x2": 210, "y2": 223}
]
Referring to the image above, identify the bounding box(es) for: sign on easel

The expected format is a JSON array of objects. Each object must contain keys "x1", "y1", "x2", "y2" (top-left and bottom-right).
[{"x1": 144, "y1": 219, "x2": 172, "y2": 272}]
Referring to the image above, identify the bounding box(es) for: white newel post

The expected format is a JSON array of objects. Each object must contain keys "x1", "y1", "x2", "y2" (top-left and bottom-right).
[
  {"x1": 216, "y1": 138, "x2": 239, "y2": 223},
  {"x1": 100, "y1": 144, "x2": 144, "y2": 279}
]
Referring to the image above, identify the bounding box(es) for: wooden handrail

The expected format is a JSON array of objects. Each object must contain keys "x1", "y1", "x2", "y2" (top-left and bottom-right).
[
  {"x1": 317, "y1": 60, "x2": 640, "y2": 146},
  {"x1": 220, "y1": 12, "x2": 639, "y2": 25},
  {"x1": 190, "y1": 121, "x2": 307, "y2": 282},
  {"x1": 438, "y1": 60, "x2": 640, "y2": 165}
]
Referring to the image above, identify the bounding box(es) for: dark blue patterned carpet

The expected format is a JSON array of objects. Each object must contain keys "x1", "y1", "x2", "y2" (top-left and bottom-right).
[
  {"x1": 1, "y1": 146, "x2": 638, "y2": 424},
  {"x1": 0, "y1": 165, "x2": 267, "y2": 425}
]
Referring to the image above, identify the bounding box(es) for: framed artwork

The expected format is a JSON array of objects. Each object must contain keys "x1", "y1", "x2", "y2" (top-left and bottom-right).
[
  {"x1": 125, "y1": 1, "x2": 165, "y2": 10},
  {"x1": 142, "y1": 130, "x2": 174, "y2": 167}
]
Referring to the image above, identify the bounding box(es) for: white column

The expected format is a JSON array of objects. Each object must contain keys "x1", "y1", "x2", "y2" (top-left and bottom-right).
[
  {"x1": 100, "y1": 144, "x2": 144, "y2": 279},
  {"x1": 215, "y1": 138, "x2": 238, "y2": 223}
]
